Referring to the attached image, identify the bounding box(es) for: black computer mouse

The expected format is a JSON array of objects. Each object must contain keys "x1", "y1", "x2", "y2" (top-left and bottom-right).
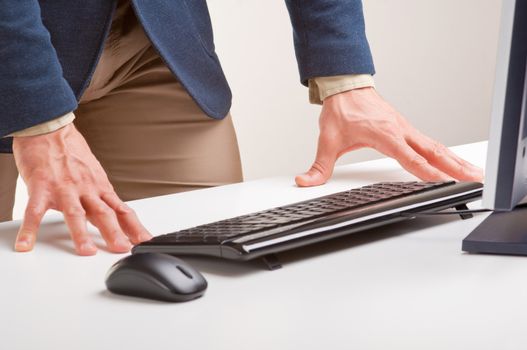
[{"x1": 105, "y1": 253, "x2": 207, "y2": 302}]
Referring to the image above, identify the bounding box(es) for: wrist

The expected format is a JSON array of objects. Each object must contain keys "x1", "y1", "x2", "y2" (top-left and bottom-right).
[
  {"x1": 323, "y1": 86, "x2": 375, "y2": 105},
  {"x1": 12, "y1": 123, "x2": 73, "y2": 153}
]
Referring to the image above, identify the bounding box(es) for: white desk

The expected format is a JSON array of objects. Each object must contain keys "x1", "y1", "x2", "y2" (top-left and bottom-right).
[{"x1": 1, "y1": 141, "x2": 526, "y2": 350}]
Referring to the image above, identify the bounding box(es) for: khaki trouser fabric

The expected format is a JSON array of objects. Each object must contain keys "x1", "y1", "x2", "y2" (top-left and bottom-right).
[
  {"x1": 0, "y1": 154, "x2": 18, "y2": 222},
  {"x1": 0, "y1": 0, "x2": 243, "y2": 221}
]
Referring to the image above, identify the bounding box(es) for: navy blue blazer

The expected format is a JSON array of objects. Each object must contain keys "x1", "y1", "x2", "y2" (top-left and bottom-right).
[{"x1": 0, "y1": 0, "x2": 375, "y2": 153}]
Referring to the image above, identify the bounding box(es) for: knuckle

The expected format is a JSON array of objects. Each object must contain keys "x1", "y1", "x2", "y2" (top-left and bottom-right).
[
  {"x1": 102, "y1": 183, "x2": 115, "y2": 193},
  {"x1": 100, "y1": 190, "x2": 119, "y2": 202},
  {"x1": 408, "y1": 154, "x2": 428, "y2": 167},
  {"x1": 25, "y1": 204, "x2": 44, "y2": 218},
  {"x1": 92, "y1": 204, "x2": 111, "y2": 216},
  {"x1": 375, "y1": 119, "x2": 400, "y2": 134},
  {"x1": 117, "y1": 203, "x2": 133, "y2": 215},
  {"x1": 97, "y1": 179, "x2": 115, "y2": 190},
  {"x1": 431, "y1": 142, "x2": 448, "y2": 158},
  {"x1": 390, "y1": 134, "x2": 406, "y2": 144},
  {"x1": 61, "y1": 176, "x2": 74, "y2": 185},
  {"x1": 311, "y1": 161, "x2": 327, "y2": 175},
  {"x1": 99, "y1": 190, "x2": 114, "y2": 199},
  {"x1": 379, "y1": 120, "x2": 398, "y2": 132},
  {"x1": 458, "y1": 163, "x2": 468, "y2": 174},
  {"x1": 64, "y1": 206, "x2": 86, "y2": 218}
]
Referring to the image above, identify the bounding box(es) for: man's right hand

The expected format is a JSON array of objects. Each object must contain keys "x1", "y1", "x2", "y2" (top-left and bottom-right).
[{"x1": 12, "y1": 124, "x2": 152, "y2": 255}]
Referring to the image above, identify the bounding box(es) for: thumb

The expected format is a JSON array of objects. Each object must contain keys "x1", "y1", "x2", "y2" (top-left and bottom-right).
[{"x1": 295, "y1": 134, "x2": 338, "y2": 187}]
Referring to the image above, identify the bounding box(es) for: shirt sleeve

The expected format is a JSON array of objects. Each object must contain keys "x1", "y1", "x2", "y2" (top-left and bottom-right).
[
  {"x1": 7, "y1": 112, "x2": 75, "y2": 137},
  {"x1": 309, "y1": 74, "x2": 375, "y2": 105}
]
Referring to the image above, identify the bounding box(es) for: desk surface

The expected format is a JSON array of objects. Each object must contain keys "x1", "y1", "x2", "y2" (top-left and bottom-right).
[{"x1": 1, "y1": 141, "x2": 526, "y2": 350}]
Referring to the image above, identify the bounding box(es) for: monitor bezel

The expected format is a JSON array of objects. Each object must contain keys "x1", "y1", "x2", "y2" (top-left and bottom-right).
[{"x1": 483, "y1": 0, "x2": 527, "y2": 211}]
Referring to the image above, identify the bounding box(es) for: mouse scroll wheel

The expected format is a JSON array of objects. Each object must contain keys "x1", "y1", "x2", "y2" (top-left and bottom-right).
[{"x1": 176, "y1": 265, "x2": 194, "y2": 279}]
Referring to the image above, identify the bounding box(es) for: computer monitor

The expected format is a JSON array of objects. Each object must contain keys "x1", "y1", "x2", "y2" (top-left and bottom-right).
[
  {"x1": 484, "y1": 0, "x2": 527, "y2": 210},
  {"x1": 462, "y1": 0, "x2": 527, "y2": 255}
]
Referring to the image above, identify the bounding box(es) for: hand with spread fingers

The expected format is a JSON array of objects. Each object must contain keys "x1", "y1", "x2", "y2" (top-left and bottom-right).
[
  {"x1": 12, "y1": 124, "x2": 152, "y2": 255},
  {"x1": 296, "y1": 87, "x2": 484, "y2": 187}
]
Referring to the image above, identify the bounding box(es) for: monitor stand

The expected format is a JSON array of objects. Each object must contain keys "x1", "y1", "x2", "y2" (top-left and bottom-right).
[{"x1": 462, "y1": 204, "x2": 527, "y2": 255}]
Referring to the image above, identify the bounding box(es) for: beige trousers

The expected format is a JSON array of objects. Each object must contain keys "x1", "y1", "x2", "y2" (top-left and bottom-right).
[{"x1": 0, "y1": 1, "x2": 243, "y2": 222}]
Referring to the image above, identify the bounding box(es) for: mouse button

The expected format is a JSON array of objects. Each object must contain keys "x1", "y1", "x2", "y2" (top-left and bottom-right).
[
  {"x1": 109, "y1": 269, "x2": 164, "y2": 288},
  {"x1": 125, "y1": 255, "x2": 174, "y2": 280}
]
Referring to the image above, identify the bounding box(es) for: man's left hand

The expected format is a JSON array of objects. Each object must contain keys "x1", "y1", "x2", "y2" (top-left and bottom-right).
[{"x1": 296, "y1": 87, "x2": 484, "y2": 187}]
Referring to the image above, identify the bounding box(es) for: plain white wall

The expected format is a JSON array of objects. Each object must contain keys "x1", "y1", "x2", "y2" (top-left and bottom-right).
[
  {"x1": 12, "y1": 0, "x2": 502, "y2": 220},
  {"x1": 209, "y1": 0, "x2": 502, "y2": 180}
]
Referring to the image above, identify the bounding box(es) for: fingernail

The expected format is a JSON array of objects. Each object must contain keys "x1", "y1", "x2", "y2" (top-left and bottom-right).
[
  {"x1": 295, "y1": 176, "x2": 309, "y2": 187},
  {"x1": 15, "y1": 239, "x2": 31, "y2": 252},
  {"x1": 304, "y1": 173, "x2": 324, "y2": 186}
]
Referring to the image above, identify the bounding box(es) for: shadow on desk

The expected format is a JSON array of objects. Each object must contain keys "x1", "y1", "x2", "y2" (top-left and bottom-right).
[
  {"x1": 0, "y1": 217, "x2": 119, "y2": 255},
  {"x1": 182, "y1": 214, "x2": 468, "y2": 276},
  {"x1": 0, "y1": 218, "x2": 75, "y2": 254},
  {"x1": 0, "y1": 213, "x2": 473, "y2": 277}
]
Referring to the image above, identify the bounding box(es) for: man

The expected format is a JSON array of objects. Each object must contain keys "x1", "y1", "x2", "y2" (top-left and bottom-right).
[{"x1": 0, "y1": 0, "x2": 483, "y2": 255}]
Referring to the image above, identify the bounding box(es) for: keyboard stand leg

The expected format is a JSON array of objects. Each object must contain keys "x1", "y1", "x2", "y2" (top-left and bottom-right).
[
  {"x1": 262, "y1": 254, "x2": 282, "y2": 271},
  {"x1": 455, "y1": 204, "x2": 473, "y2": 220}
]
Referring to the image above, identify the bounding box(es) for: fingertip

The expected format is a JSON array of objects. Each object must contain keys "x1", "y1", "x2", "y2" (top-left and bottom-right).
[
  {"x1": 14, "y1": 233, "x2": 35, "y2": 252},
  {"x1": 144, "y1": 231, "x2": 153, "y2": 240},
  {"x1": 295, "y1": 174, "x2": 320, "y2": 187},
  {"x1": 295, "y1": 174, "x2": 309, "y2": 187},
  {"x1": 413, "y1": 171, "x2": 453, "y2": 183},
  {"x1": 435, "y1": 174, "x2": 456, "y2": 182},
  {"x1": 295, "y1": 172, "x2": 326, "y2": 187},
  {"x1": 76, "y1": 249, "x2": 97, "y2": 256},
  {"x1": 137, "y1": 232, "x2": 153, "y2": 243},
  {"x1": 454, "y1": 165, "x2": 484, "y2": 183},
  {"x1": 469, "y1": 174, "x2": 484, "y2": 183},
  {"x1": 108, "y1": 238, "x2": 132, "y2": 253},
  {"x1": 134, "y1": 225, "x2": 153, "y2": 242},
  {"x1": 76, "y1": 242, "x2": 98, "y2": 256},
  {"x1": 442, "y1": 173, "x2": 457, "y2": 182},
  {"x1": 128, "y1": 235, "x2": 150, "y2": 246},
  {"x1": 465, "y1": 171, "x2": 484, "y2": 183},
  {"x1": 474, "y1": 168, "x2": 485, "y2": 183},
  {"x1": 14, "y1": 240, "x2": 33, "y2": 252}
]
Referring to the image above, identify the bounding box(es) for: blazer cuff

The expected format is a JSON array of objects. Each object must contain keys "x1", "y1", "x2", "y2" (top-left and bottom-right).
[
  {"x1": 309, "y1": 74, "x2": 375, "y2": 105},
  {"x1": 7, "y1": 112, "x2": 75, "y2": 137}
]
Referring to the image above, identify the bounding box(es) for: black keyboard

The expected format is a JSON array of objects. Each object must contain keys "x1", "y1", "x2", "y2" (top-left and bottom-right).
[{"x1": 133, "y1": 181, "x2": 482, "y2": 262}]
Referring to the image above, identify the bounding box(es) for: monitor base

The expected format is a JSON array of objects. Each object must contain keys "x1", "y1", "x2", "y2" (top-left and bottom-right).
[{"x1": 462, "y1": 205, "x2": 527, "y2": 255}]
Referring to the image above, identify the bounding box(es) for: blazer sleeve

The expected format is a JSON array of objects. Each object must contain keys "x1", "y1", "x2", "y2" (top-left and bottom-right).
[
  {"x1": 284, "y1": 0, "x2": 375, "y2": 86},
  {"x1": 0, "y1": 0, "x2": 78, "y2": 139}
]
